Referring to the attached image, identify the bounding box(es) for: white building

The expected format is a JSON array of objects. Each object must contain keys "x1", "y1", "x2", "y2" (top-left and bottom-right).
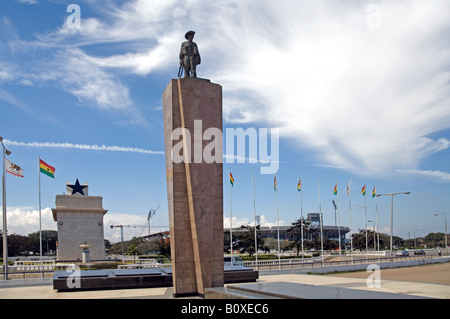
[{"x1": 52, "y1": 180, "x2": 108, "y2": 261}]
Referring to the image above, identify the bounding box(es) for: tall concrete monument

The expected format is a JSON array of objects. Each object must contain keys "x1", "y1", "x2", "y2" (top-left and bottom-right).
[
  {"x1": 52, "y1": 179, "x2": 108, "y2": 261},
  {"x1": 163, "y1": 34, "x2": 223, "y2": 296}
]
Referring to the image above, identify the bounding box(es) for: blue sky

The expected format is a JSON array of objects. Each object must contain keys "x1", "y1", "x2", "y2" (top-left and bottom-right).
[{"x1": 1, "y1": 0, "x2": 449, "y2": 243}]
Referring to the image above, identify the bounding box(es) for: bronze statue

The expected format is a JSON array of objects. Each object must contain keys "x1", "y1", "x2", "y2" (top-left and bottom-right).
[{"x1": 179, "y1": 31, "x2": 201, "y2": 78}]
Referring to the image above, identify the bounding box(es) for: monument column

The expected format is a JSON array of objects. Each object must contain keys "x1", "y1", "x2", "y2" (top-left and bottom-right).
[{"x1": 163, "y1": 78, "x2": 224, "y2": 297}]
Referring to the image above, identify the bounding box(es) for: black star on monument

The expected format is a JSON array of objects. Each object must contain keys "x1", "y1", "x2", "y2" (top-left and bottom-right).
[{"x1": 68, "y1": 179, "x2": 87, "y2": 196}]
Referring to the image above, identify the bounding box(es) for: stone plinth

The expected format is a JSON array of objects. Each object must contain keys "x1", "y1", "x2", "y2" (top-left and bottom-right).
[
  {"x1": 163, "y1": 78, "x2": 224, "y2": 297},
  {"x1": 52, "y1": 194, "x2": 107, "y2": 261}
]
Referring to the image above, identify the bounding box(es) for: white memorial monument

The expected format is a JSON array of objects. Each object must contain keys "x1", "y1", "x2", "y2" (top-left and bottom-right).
[{"x1": 52, "y1": 179, "x2": 108, "y2": 261}]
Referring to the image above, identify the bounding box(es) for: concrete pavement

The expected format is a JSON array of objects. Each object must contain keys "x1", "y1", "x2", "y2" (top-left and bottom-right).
[
  {"x1": 221, "y1": 272, "x2": 449, "y2": 299},
  {"x1": 0, "y1": 273, "x2": 448, "y2": 299}
]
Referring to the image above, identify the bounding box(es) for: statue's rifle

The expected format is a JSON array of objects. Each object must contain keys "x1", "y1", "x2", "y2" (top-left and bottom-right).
[{"x1": 178, "y1": 61, "x2": 184, "y2": 78}]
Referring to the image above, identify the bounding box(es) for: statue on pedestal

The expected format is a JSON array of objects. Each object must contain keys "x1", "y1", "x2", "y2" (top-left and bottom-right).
[{"x1": 179, "y1": 31, "x2": 201, "y2": 78}]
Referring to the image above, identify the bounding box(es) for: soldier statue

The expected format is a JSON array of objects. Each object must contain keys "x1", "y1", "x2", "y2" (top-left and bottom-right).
[{"x1": 179, "y1": 31, "x2": 201, "y2": 78}]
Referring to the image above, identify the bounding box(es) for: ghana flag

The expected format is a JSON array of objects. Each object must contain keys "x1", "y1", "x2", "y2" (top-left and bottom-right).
[
  {"x1": 361, "y1": 184, "x2": 366, "y2": 196},
  {"x1": 40, "y1": 159, "x2": 55, "y2": 178},
  {"x1": 229, "y1": 171, "x2": 234, "y2": 187}
]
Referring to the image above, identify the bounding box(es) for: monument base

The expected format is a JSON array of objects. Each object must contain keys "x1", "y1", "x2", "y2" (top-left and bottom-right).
[{"x1": 53, "y1": 268, "x2": 258, "y2": 293}]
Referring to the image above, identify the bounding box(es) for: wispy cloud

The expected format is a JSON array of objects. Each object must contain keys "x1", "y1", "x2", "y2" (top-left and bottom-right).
[
  {"x1": 207, "y1": 1, "x2": 450, "y2": 174},
  {"x1": 16, "y1": 0, "x2": 38, "y2": 4},
  {"x1": 398, "y1": 169, "x2": 450, "y2": 183},
  {"x1": 4, "y1": 139, "x2": 164, "y2": 155}
]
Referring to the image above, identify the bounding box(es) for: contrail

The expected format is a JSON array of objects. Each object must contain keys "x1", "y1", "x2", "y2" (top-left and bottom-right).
[{"x1": 4, "y1": 139, "x2": 164, "y2": 155}]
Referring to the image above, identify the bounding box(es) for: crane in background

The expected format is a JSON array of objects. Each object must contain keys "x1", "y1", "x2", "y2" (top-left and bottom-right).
[
  {"x1": 147, "y1": 205, "x2": 160, "y2": 236},
  {"x1": 110, "y1": 205, "x2": 167, "y2": 255}
]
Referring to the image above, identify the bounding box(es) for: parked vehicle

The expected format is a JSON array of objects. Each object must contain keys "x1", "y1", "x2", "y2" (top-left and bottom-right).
[{"x1": 396, "y1": 250, "x2": 409, "y2": 257}]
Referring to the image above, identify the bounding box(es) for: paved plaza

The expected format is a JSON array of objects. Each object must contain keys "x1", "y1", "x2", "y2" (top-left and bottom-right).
[{"x1": 0, "y1": 261, "x2": 448, "y2": 299}]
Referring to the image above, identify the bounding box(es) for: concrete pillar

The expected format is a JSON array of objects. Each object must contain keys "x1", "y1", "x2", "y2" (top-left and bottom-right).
[{"x1": 163, "y1": 78, "x2": 224, "y2": 297}]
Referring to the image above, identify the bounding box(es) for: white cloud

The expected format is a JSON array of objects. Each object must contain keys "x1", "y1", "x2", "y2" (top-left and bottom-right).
[
  {"x1": 224, "y1": 214, "x2": 287, "y2": 229},
  {"x1": 206, "y1": 1, "x2": 450, "y2": 174},
  {"x1": 4, "y1": 139, "x2": 164, "y2": 155},
  {"x1": 3, "y1": 207, "x2": 56, "y2": 236},
  {"x1": 4, "y1": 0, "x2": 450, "y2": 175}
]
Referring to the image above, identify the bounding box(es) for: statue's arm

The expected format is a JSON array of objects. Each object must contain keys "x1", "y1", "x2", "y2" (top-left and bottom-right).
[{"x1": 179, "y1": 43, "x2": 185, "y2": 61}]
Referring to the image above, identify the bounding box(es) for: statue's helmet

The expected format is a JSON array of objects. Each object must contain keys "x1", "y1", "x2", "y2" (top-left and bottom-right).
[{"x1": 185, "y1": 31, "x2": 195, "y2": 39}]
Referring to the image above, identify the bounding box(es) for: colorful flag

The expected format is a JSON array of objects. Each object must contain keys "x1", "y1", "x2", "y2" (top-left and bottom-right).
[
  {"x1": 333, "y1": 183, "x2": 338, "y2": 195},
  {"x1": 5, "y1": 159, "x2": 24, "y2": 178},
  {"x1": 274, "y1": 175, "x2": 277, "y2": 191},
  {"x1": 361, "y1": 184, "x2": 366, "y2": 196},
  {"x1": 229, "y1": 171, "x2": 234, "y2": 187},
  {"x1": 39, "y1": 159, "x2": 55, "y2": 178},
  {"x1": 297, "y1": 178, "x2": 302, "y2": 192},
  {"x1": 372, "y1": 186, "x2": 376, "y2": 198},
  {"x1": 346, "y1": 182, "x2": 350, "y2": 196}
]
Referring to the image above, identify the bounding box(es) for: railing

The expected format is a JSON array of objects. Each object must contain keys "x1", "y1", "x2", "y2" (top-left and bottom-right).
[
  {"x1": 12, "y1": 260, "x2": 55, "y2": 271},
  {"x1": 0, "y1": 270, "x2": 54, "y2": 279},
  {"x1": 243, "y1": 252, "x2": 448, "y2": 271},
  {"x1": 1, "y1": 251, "x2": 448, "y2": 280}
]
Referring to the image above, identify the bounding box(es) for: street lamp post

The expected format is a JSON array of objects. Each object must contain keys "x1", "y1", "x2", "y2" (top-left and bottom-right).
[
  {"x1": 1, "y1": 136, "x2": 11, "y2": 280},
  {"x1": 413, "y1": 229, "x2": 419, "y2": 248},
  {"x1": 376, "y1": 191, "x2": 410, "y2": 260},
  {"x1": 434, "y1": 213, "x2": 448, "y2": 256}
]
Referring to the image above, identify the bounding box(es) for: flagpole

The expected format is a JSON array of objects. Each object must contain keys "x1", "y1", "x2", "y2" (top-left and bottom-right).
[
  {"x1": 347, "y1": 181, "x2": 353, "y2": 264},
  {"x1": 336, "y1": 181, "x2": 342, "y2": 264},
  {"x1": 318, "y1": 178, "x2": 324, "y2": 265},
  {"x1": 375, "y1": 188, "x2": 380, "y2": 259},
  {"x1": 2, "y1": 140, "x2": 9, "y2": 280},
  {"x1": 229, "y1": 169, "x2": 233, "y2": 265},
  {"x1": 364, "y1": 187, "x2": 368, "y2": 261},
  {"x1": 252, "y1": 170, "x2": 258, "y2": 270},
  {"x1": 300, "y1": 177, "x2": 304, "y2": 262},
  {"x1": 38, "y1": 157, "x2": 43, "y2": 278},
  {"x1": 275, "y1": 174, "x2": 280, "y2": 269}
]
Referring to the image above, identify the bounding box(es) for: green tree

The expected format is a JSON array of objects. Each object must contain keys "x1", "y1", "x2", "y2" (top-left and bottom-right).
[
  {"x1": 5, "y1": 234, "x2": 29, "y2": 256},
  {"x1": 28, "y1": 230, "x2": 57, "y2": 255},
  {"x1": 286, "y1": 218, "x2": 316, "y2": 255},
  {"x1": 234, "y1": 225, "x2": 263, "y2": 257},
  {"x1": 424, "y1": 232, "x2": 446, "y2": 247},
  {"x1": 155, "y1": 238, "x2": 171, "y2": 258},
  {"x1": 352, "y1": 230, "x2": 401, "y2": 250}
]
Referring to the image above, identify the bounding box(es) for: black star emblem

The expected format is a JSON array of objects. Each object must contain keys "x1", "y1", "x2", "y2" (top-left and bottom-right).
[{"x1": 68, "y1": 179, "x2": 87, "y2": 196}]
